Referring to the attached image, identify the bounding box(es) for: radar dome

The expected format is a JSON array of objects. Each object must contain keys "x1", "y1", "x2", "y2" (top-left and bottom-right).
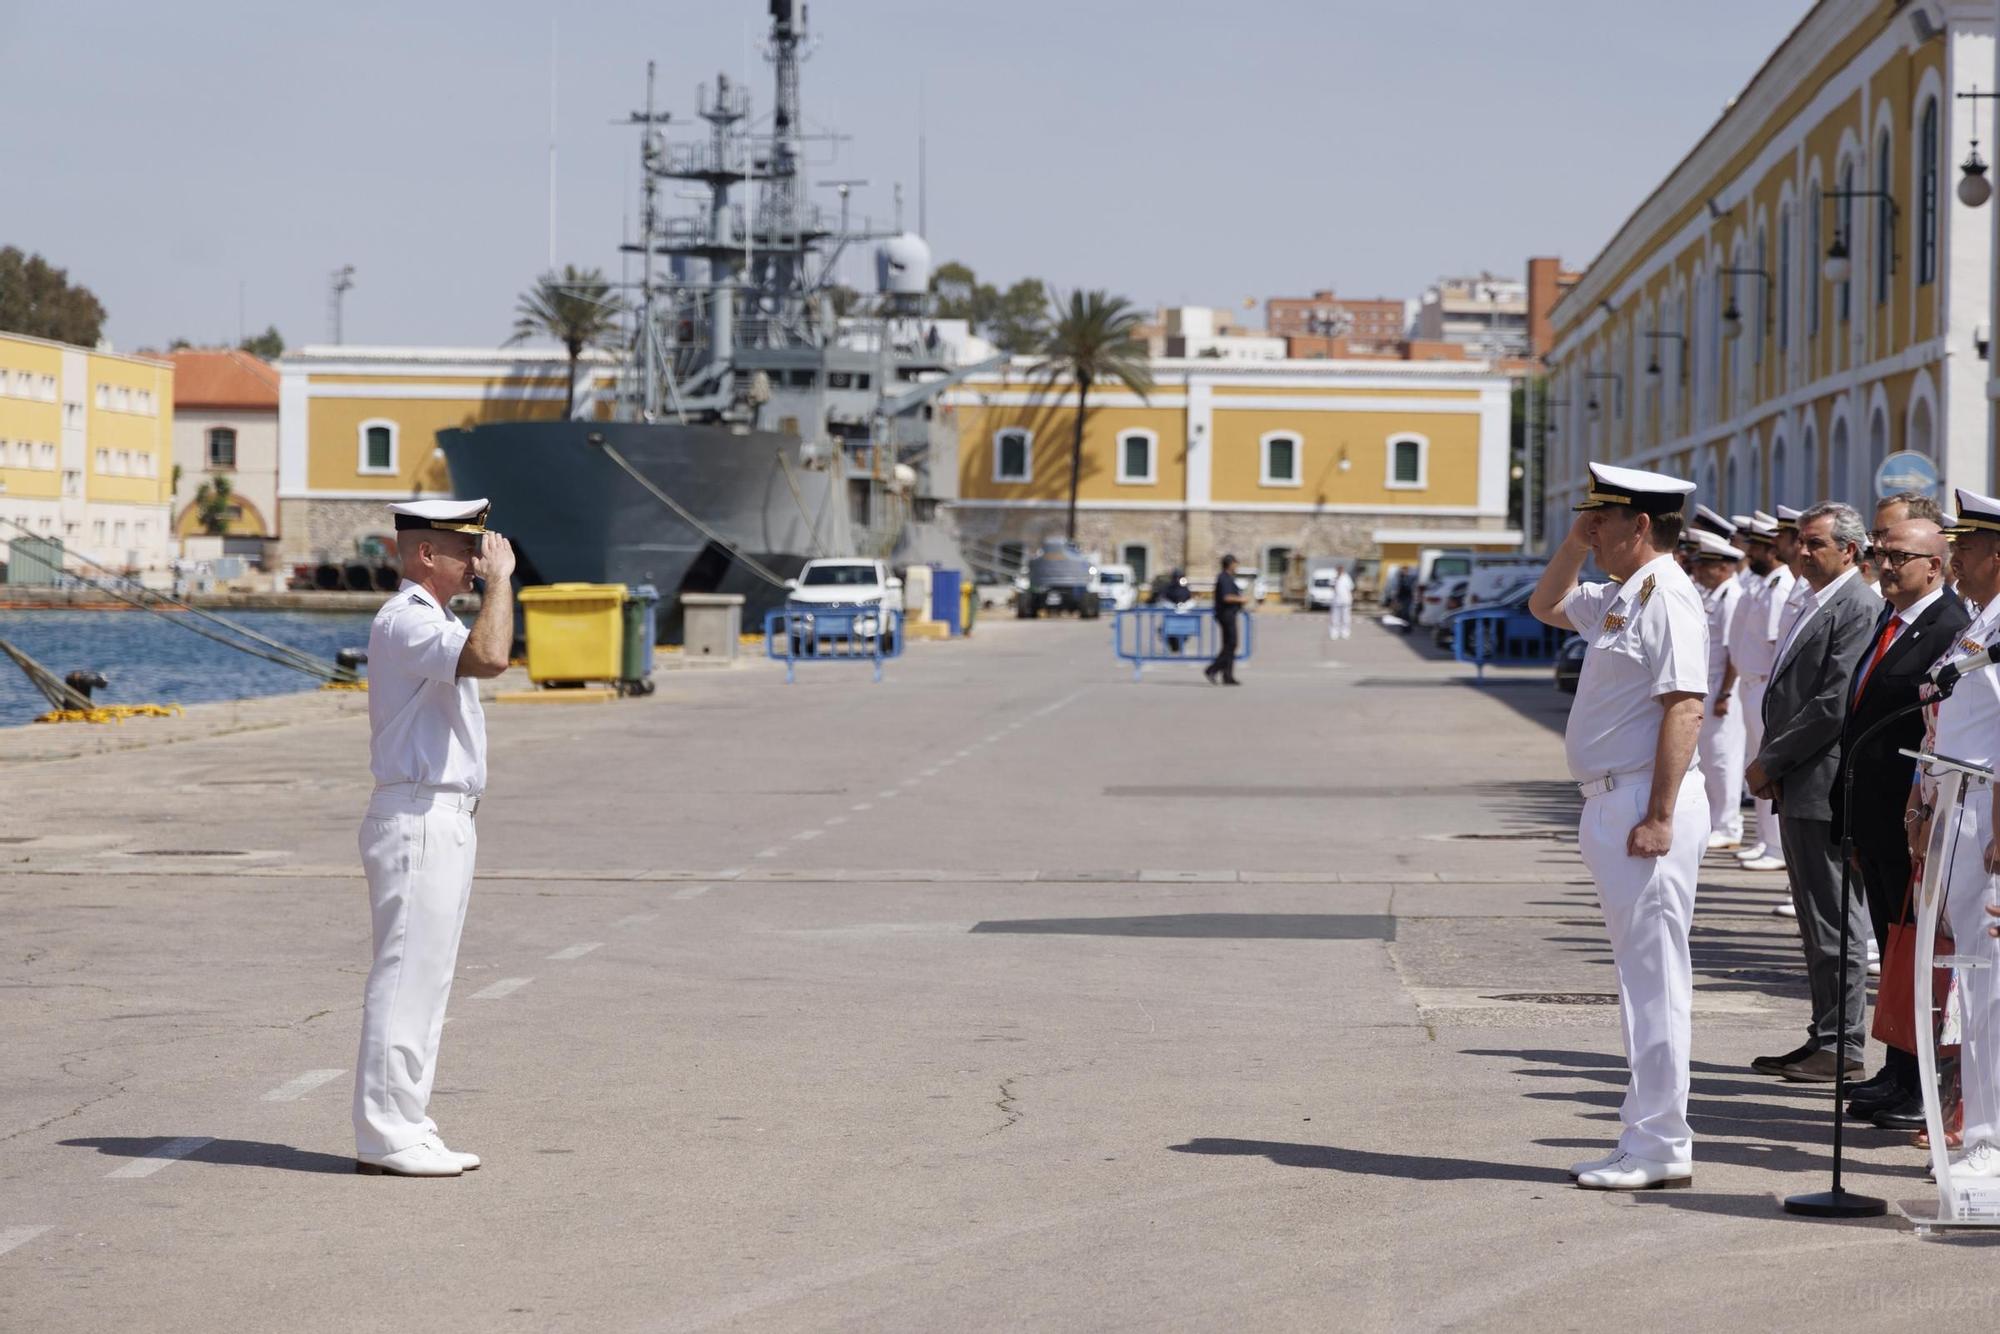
[{"x1": 875, "y1": 233, "x2": 932, "y2": 296}]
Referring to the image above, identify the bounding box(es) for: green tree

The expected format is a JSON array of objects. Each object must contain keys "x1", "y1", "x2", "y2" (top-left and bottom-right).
[
  {"x1": 931, "y1": 260, "x2": 984, "y2": 320},
  {"x1": 194, "y1": 475, "x2": 235, "y2": 536},
  {"x1": 0, "y1": 248, "x2": 107, "y2": 345},
  {"x1": 1030, "y1": 291, "x2": 1154, "y2": 544},
  {"x1": 507, "y1": 266, "x2": 624, "y2": 414},
  {"x1": 239, "y1": 325, "x2": 284, "y2": 360},
  {"x1": 988, "y1": 279, "x2": 1050, "y2": 355}
]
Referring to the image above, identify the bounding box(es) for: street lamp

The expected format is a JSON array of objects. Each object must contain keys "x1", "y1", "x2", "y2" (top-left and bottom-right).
[
  {"x1": 1823, "y1": 234, "x2": 1853, "y2": 284},
  {"x1": 1718, "y1": 267, "x2": 1773, "y2": 339},
  {"x1": 1959, "y1": 87, "x2": 1998, "y2": 208},
  {"x1": 1584, "y1": 371, "x2": 1623, "y2": 420},
  {"x1": 1822, "y1": 188, "x2": 1898, "y2": 281},
  {"x1": 1642, "y1": 330, "x2": 1687, "y2": 381}
]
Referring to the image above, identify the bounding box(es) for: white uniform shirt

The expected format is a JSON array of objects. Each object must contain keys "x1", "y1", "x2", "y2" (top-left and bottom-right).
[
  {"x1": 1331, "y1": 571, "x2": 1354, "y2": 606},
  {"x1": 1726, "y1": 566, "x2": 1794, "y2": 679},
  {"x1": 1702, "y1": 577, "x2": 1742, "y2": 697},
  {"x1": 1775, "y1": 571, "x2": 1811, "y2": 654},
  {"x1": 367, "y1": 581, "x2": 486, "y2": 793},
  {"x1": 1930, "y1": 602, "x2": 2000, "y2": 771},
  {"x1": 1559, "y1": 553, "x2": 1711, "y2": 781}
]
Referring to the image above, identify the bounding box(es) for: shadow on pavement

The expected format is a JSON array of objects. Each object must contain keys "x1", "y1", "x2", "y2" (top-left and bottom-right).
[
  {"x1": 970, "y1": 913, "x2": 1395, "y2": 940},
  {"x1": 1167, "y1": 1138, "x2": 1560, "y2": 1183},
  {"x1": 59, "y1": 1136, "x2": 353, "y2": 1174}
]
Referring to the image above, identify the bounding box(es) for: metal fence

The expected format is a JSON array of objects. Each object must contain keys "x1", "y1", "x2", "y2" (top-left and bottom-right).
[
  {"x1": 1111, "y1": 607, "x2": 1253, "y2": 681},
  {"x1": 1449, "y1": 608, "x2": 1569, "y2": 682},
  {"x1": 763, "y1": 605, "x2": 905, "y2": 683}
]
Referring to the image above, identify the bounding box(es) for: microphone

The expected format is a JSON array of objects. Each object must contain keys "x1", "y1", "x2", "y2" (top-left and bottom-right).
[{"x1": 1932, "y1": 645, "x2": 1997, "y2": 697}]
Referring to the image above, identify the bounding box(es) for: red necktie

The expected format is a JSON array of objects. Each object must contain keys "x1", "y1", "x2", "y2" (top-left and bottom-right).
[{"x1": 1852, "y1": 615, "x2": 1900, "y2": 701}]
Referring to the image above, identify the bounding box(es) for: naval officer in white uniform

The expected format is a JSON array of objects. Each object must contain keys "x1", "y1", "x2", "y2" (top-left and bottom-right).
[
  {"x1": 1923, "y1": 490, "x2": 2000, "y2": 1183},
  {"x1": 1530, "y1": 463, "x2": 1709, "y2": 1190},
  {"x1": 353, "y1": 498, "x2": 515, "y2": 1177},
  {"x1": 1689, "y1": 530, "x2": 1746, "y2": 850}
]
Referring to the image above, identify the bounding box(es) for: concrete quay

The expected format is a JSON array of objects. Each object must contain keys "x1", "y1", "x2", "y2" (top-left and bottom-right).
[{"x1": 0, "y1": 614, "x2": 1986, "y2": 1332}]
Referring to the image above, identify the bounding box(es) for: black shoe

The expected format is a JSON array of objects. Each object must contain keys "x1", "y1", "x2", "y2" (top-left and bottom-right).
[
  {"x1": 1870, "y1": 1094, "x2": 1929, "y2": 1130},
  {"x1": 1846, "y1": 1069, "x2": 1901, "y2": 1099},
  {"x1": 1751, "y1": 1042, "x2": 1817, "y2": 1076},
  {"x1": 1222, "y1": 677, "x2": 1241, "y2": 686},
  {"x1": 1846, "y1": 1083, "x2": 1913, "y2": 1120},
  {"x1": 1203, "y1": 665, "x2": 1219, "y2": 683}
]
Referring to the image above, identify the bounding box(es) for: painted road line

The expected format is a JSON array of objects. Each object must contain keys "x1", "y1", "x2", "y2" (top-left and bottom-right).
[
  {"x1": 822, "y1": 815, "x2": 847, "y2": 827},
  {"x1": 0, "y1": 1226, "x2": 49, "y2": 1257},
  {"x1": 878, "y1": 789, "x2": 898, "y2": 798},
  {"x1": 850, "y1": 803, "x2": 872, "y2": 813},
  {"x1": 791, "y1": 829, "x2": 822, "y2": 842},
  {"x1": 755, "y1": 848, "x2": 782, "y2": 859},
  {"x1": 260, "y1": 1069, "x2": 345, "y2": 1103},
  {"x1": 107, "y1": 1136, "x2": 214, "y2": 1179},
  {"x1": 471, "y1": 977, "x2": 533, "y2": 1001},
  {"x1": 670, "y1": 884, "x2": 712, "y2": 901},
  {"x1": 612, "y1": 913, "x2": 658, "y2": 927},
  {"x1": 548, "y1": 942, "x2": 603, "y2": 961}
]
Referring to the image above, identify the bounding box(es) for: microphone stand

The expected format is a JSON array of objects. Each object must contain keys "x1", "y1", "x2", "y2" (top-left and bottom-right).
[{"x1": 1782, "y1": 674, "x2": 1961, "y2": 1219}]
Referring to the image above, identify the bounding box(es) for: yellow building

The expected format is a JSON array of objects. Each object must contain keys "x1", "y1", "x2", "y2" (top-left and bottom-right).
[
  {"x1": 947, "y1": 359, "x2": 1517, "y2": 584},
  {"x1": 276, "y1": 346, "x2": 614, "y2": 563},
  {"x1": 0, "y1": 331, "x2": 174, "y2": 575},
  {"x1": 1544, "y1": 0, "x2": 1992, "y2": 525}
]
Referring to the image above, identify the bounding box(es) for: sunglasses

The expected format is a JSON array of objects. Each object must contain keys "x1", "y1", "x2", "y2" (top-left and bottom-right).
[{"x1": 1863, "y1": 546, "x2": 1938, "y2": 569}]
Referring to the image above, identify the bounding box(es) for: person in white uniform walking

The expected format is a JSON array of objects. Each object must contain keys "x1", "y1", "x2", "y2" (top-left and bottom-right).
[
  {"x1": 1530, "y1": 462, "x2": 1710, "y2": 1191},
  {"x1": 1920, "y1": 489, "x2": 2000, "y2": 1184},
  {"x1": 353, "y1": 498, "x2": 516, "y2": 1178},
  {"x1": 1327, "y1": 565, "x2": 1354, "y2": 641},
  {"x1": 1689, "y1": 530, "x2": 1746, "y2": 849}
]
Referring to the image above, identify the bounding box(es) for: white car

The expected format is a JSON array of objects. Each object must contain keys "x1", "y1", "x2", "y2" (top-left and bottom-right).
[
  {"x1": 1092, "y1": 562, "x2": 1138, "y2": 612},
  {"x1": 784, "y1": 558, "x2": 903, "y2": 653},
  {"x1": 1307, "y1": 568, "x2": 1350, "y2": 609}
]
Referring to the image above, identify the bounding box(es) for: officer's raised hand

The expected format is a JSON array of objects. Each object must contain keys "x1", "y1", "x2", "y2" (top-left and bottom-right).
[{"x1": 472, "y1": 531, "x2": 516, "y2": 585}]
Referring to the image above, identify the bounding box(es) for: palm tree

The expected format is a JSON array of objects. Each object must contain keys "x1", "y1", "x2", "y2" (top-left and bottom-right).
[
  {"x1": 1029, "y1": 290, "x2": 1153, "y2": 544},
  {"x1": 194, "y1": 475, "x2": 235, "y2": 535},
  {"x1": 507, "y1": 266, "x2": 624, "y2": 414}
]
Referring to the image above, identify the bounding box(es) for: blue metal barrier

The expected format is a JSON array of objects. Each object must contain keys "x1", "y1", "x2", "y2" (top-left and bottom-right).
[
  {"x1": 1112, "y1": 606, "x2": 1254, "y2": 681},
  {"x1": 764, "y1": 605, "x2": 905, "y2": 683},
  {"x1": 1450, "y1": 608, "x2": 1570, "y2": 682}
]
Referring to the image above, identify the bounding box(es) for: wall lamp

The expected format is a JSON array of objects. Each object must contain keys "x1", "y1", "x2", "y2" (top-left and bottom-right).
[
  {"x1": 1958, "y1": 87, "x2": 1999, "y2": 207},
  {"x1": 1718, "y1": 268, "x2": 1773, "y2": 338},
  {"x1": 1642, "y1": 331, "x2": 1687, "y2": 381},
  {"x1": 1542, "y1": 397, "x2": 1571, "y2": 437},
  {"x1": 1584, "y1": 372, "x2": 1623, "y2": 420},
  {"x1": 1822, "y1": 189, "x2": 1900, "y2": 281}
]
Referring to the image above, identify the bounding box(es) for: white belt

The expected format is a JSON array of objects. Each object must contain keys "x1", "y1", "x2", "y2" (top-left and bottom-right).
[
  {"x1": 374, "y1": 782, "x2": 481, "y2": 816},
  {"x1": 1576, "y1": 768, "x2": 1652, "y2": 800}
]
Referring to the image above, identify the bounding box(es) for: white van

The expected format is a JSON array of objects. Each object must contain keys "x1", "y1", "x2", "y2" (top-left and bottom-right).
[{"x1": 1092, "y1": 562, "x2": 1138, "y2": 611}]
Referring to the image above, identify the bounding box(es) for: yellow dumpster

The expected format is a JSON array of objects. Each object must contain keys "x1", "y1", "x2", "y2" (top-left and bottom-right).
[{"x1": 518, "y1": 583, "x2": 626, "y2": 684}]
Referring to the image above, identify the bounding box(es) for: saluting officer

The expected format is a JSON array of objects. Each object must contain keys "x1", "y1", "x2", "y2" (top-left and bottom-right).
[
  {"x1": 353, "y1": 498, "x2": 515, "y2": 1178},
  {"x1": 1922, "y1": 489, "x2": 2000, "y2": 1184},
  {"x1": 1530, "y1": 463, "x2": 1709, "y2": 1191}
]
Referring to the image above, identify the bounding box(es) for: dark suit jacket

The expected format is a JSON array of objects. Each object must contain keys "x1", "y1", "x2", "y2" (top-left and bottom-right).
[
  {"x1": 1832, "y1": 589, "x2": 1971, "y2": 848},
  {"x1": 1758, "y1": 572, "x2": 1882, "y2": 823}
]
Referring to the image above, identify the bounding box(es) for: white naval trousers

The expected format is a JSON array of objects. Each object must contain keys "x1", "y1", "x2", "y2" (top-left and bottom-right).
[
  {"x1": 1697, "y1": 694, "x2": 1746, "y2": 842},
  {"x1": 353, "y1": 785, "x2": 478, "y2": 1155},
  {"x1": 1736, "y1": 673, "x2": 1782, "y2": 861},
  {"x1": 1328, "y1": 602, "x2": 1352, "y2": 639},
  {"x1": 1943, "y1": 795, "x2": 2000, "y2": 1151},
  {"x1": 1577, "y1": 769, "x2": 1707, "y2": 1165}
]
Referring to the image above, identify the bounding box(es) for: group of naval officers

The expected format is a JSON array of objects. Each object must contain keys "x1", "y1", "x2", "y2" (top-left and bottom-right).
[{"x1": 1531, "y1": 462, "x2": 2000, "y2": 1190}]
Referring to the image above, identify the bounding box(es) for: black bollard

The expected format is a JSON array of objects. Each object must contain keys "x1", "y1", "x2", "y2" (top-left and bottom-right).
[{"x1": 63, "y1": 670, "x2": 108, "y2": 701}]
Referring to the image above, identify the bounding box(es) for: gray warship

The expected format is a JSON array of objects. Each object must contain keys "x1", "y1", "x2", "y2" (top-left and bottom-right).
[{"x1": 441, "y1": 1, "x2": 994, "y2": 641}]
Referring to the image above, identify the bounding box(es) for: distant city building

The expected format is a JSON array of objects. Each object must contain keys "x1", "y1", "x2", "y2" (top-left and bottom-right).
[
  {"x1": 1525, "y1": 257, "x2": 1581, "y2": 360},
  {"x1": 168, "y1": 349, "x2": 280, "y2": 564},
  {"x1": 275, "y1": 346, "x2": 616, "y2": 565},
  {"x1": 1416, "y1": 274, "x2": 1530, "y2": 359},
  {"x1": 1266, "y1": 290, "x2": 1409, "y2": 356},
  {"x1": 1134, "y1": 307, "x2": 1286, "y2": 361},
  {"x1": 0, "y1": 331, "x2": 174, "y2": 576}
]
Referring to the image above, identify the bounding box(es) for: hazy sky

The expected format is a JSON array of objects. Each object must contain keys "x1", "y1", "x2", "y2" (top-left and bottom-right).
[{"x1": 8, "y1": 1, "x2": 1813, "y2": 353}]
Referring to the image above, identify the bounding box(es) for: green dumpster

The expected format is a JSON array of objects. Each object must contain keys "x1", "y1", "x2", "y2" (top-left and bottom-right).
[{"x1": 620, "y1": 584, "x2": 660, "y2": 695}]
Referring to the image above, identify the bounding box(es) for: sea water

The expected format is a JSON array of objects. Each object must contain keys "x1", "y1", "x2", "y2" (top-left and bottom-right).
[{"x1": 0, "y1": 610, "x2": 382, "y2": 728}]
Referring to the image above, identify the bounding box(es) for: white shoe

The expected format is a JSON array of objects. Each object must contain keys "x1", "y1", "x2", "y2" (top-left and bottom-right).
[
  {"x1": 1772, "y1": 901, "x2": 1797, "y2": 918},
  {"x1": 1733, "y1": 844, "x2": 1767, "y2": 861},
  {"x1": 356, "y1": 1141, "x2": 463, "y2": 1177},
  {"x1": 424, "y1": 1133, "x2": 480, "y2": 1171},
  {"x1": 1707, "y1": 833, "x2": 1743, "y2": 851},
  {"x1": 1866, "y1": 941, "x2": 1881, "y2": 977},
  {"x1": 1742, "y1": 856, "x2": 1788, "y2": 872},
  {"x1": 1567, "y1": 1147, "x2": 1623, "y2": 1180},
  {"x1": 1950, "y1": 1142, "x2": 2000, "y2": 1180},
  {"x1": 1575, "y1": 1152, "x2": 1692, "y2": 1191}
]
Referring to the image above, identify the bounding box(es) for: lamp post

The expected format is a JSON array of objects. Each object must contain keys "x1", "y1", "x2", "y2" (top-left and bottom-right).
[
  {"x1": 1642, "y1": 330, "x2": 1687, "y2": 382},
  {"x1": 1957, "y1": 87, "x2": 1997, "y2": 208},
  {"x1": 1718, "y1": 267, "x2": 1774, "y2": 338},
  {"x1": 1822, "y1": 188, "x2": 1900, "y2": 281},
  {"x1": 1584, "y1": 371, "x2": 1623, "y2": 421}
]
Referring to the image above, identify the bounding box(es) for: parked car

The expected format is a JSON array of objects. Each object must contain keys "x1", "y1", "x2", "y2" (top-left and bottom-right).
[
  {"x1": 1307, "y1": 566, "x2": 1345, "y2": 610},
  {"x1": 1092, "y1": 562, "x2": 1138, "y2": 612},
  {"x1": 1415, "y1": 575, "x2": 1471, "y2": 629},
  {"x1": 1382, "y1": 566, "x2": 1419, "y2": 629},
  {"x1": 1016, "y1": 539, "x2": 1100, "y2": 618},
  {"x1": 1435, "y1": 580, "x2": 1538, "y2": 649},
  {"x1": 1555, "y1": 634, "x2": 1586, "y2": 692},
  {"x1": 784, "y1": 558, "x2": 902, "y2": 654}
]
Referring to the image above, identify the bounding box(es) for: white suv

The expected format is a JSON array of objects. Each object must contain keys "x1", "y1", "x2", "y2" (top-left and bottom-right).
[{"x1": 785, "y1": 558, "x2": 903, "y2": 653}]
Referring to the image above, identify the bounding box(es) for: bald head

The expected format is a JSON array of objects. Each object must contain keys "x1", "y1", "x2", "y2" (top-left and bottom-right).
[{"x1": 1877, "y1": 518, "x2": 1947, "y2": 611}]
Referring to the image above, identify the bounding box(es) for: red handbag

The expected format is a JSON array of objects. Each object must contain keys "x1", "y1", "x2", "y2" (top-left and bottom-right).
[{"x1": 1872, "y1": 858, "x2": 1954, "y2": 1056}]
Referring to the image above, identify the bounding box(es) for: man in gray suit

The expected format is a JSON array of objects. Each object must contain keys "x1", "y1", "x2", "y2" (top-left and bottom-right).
[{"x1": 1745, "y1": 502, "x2": 1882, "y2": 1082}]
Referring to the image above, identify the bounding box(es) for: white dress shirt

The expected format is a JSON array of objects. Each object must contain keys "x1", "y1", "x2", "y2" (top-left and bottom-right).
[
  {"x1": 367, "y1": 581, "x2": 486, "y2": 793},
  {"x1": 1559, "y1": 553, "x2": 1711, "y2": 780},
  {"x1": 1726, "y1": 566, "x2": 1794, "y2": 680},
  {"x1": 1775, "y1": 566, "x2": 1861, "y2": 669}
]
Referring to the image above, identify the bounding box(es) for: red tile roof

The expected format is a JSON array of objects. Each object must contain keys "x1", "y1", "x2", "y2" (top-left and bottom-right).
[{"x1": 168, "y1": 349, "x2": 279, "y2": 410}]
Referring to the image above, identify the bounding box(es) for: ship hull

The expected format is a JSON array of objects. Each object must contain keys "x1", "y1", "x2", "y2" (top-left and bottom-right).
[{"x1": 439, "y1": 420, "x2": 852, "y2": 641}]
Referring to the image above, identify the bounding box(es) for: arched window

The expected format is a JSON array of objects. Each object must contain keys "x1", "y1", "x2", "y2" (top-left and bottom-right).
[
  {"x1": 1868, "y1": 407, "x2": 1888, "y2": 493},
  {"x1": 1910, "y1": 395, "x2": 1935, "y2": 458},
  {"x1": 1753, "y1": 227, "x2": 1768, "y2": 371},
  {"x1": 1725, "y1": 454, "x2": 1740, "y2": 515},
  {"x1": 1778, "y1": 204, "x2": 1792, "y2": 353},
  {"x1": 992, "y1": 428, "x2": 1032, "y2": 483},
  {"x1": 1385, "y1": 433, "x2": 1428, "y2": 489},
  {"x1": 1837, "y1": 160, "x2": 1856, "y2": 326},
  {"x1": 1807, "y1": 179, "x2": 1823, "y2": 337},
  {"x1": 357, "y1": 419, "x2": 398, "y2": 475},
  {"x1": 1260, "y1": 432, "x2": 1302, "y2": 487},
  {"x1": 1920, "y1": 97, "x2": 1940, "y2": 287},
  {"x1": 1830, "y1": 418, "x2": 1850, "y2": 504},
  {"x1": 206, "y1": 427, "x2": 236, "y2": 469},
  {"x1": 1772, "y1": 436, "x2": 1788, "y2": 508},
  {"x1": 1875, "y1": 130, "x2": 1893, "y2": 307},
  {"x1": 1799, "y1": 421, "x2": 1818, "y2": 507},
  {"x1": 1116, "y1": 429, "x2": 1157, "y2": 485}
]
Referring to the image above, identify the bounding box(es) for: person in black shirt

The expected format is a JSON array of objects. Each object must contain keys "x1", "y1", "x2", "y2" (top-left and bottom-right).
[{"x1": 1205, "y1": 554, "x2": 1249, "y2": 684}]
